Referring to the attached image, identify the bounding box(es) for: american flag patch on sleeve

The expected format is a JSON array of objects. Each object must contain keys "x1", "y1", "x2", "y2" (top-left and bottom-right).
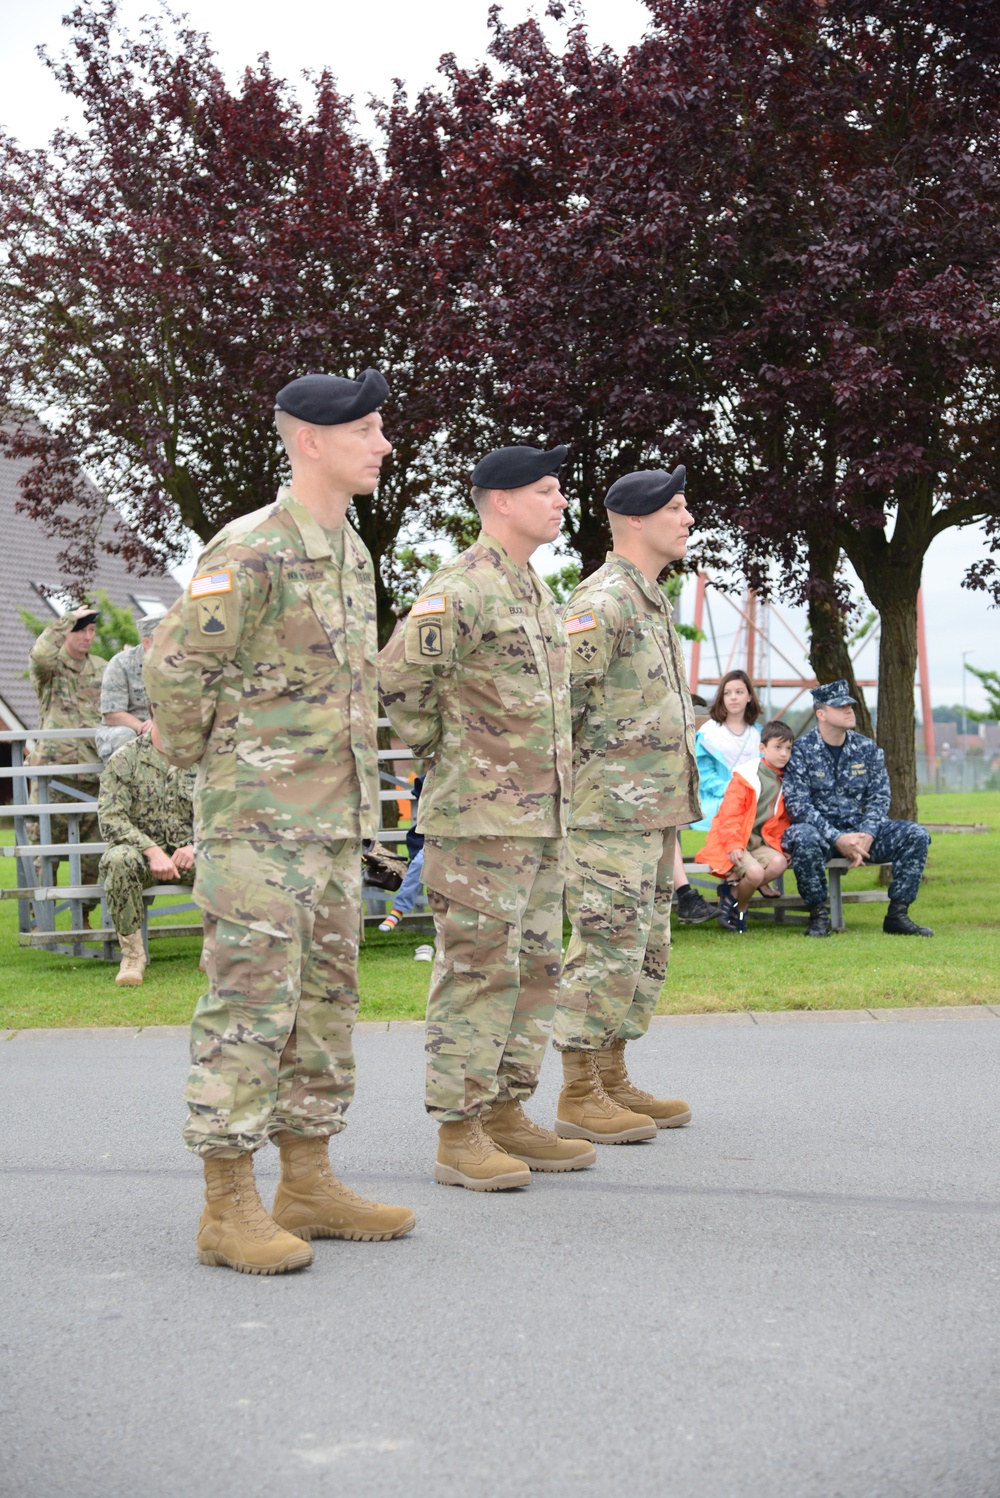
[{"x1": 565, "y1": 612, "x2": 597, "y2": 634}]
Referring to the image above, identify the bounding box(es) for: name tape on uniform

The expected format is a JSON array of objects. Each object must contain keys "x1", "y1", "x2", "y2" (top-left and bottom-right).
[
  {"x1": 190, "y1": 571, "x2": 233, "y2": 599},
  {"x1": 412, "y1": 595, "x2": 446, "y2": 617},
  {"x1": 565, "y1": 612, "x2": 597, "y2": 635}
]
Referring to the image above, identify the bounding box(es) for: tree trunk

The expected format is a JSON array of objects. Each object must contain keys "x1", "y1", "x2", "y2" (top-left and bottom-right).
[
  {"x1": 806, "y1": 536, "x2": 875, "y2": 740},
  {"x1": 871, "y1": 588, "x2": 920, "y2": 822}
]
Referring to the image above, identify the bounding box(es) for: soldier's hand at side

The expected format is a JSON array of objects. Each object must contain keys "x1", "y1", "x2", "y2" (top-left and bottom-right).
[
  {"x1": 144, "y1": 844, "x2": 179, "y2": 879},
  {"x1": 172, "y1": 844, "x2": 195, "y2": 872},
  {"x1": 139, "y1": 719, "x2": 154, "y2": 735}
]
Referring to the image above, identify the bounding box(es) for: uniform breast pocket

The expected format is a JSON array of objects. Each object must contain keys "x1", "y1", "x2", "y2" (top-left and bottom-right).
[{"x1": 485, "y1": 623, "x2": 542, "y2": 712}]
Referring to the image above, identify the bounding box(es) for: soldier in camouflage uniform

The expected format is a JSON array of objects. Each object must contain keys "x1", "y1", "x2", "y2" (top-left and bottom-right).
[
  {"x1": 552, "y1": 468, "x2": 701, "y2": 1143},
  {"x1": 379, "y1": 444, "x2": 595, "y2": 1189},
  {"x1": 144, "y1": 369, "x2": 415, "y2": 1276},
  {"x1": 96, "y1": 613, "x2": 162, "y2": 764},
  {"x1": 26, "y1": 606, "x2": 105, "y2": 911},
  {"x1": 98, "y1": 720, "x2": 195, "y2": 986},
  {"x1": 782, "y1": 680, "x2": 933, "y2": 937}
]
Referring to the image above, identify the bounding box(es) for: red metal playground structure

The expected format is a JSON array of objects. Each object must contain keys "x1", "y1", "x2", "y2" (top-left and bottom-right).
[{"x1": 685, "y1": 573, "x2": 937, "y2": 769}]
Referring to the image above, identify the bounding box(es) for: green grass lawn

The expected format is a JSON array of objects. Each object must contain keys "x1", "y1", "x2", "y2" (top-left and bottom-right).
[{"x1": 1, "y1": 792, "x2": 996, "y2": 1030}]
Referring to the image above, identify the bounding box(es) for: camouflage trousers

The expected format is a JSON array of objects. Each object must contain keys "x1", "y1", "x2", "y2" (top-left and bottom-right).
[
  {"x1": 27, "y1": 774, "x2": 101, "y2": 894},
  {"x1": 98, "y1": 843, "x2": 192, "y2": 938},
  {"x1": 553, "y1": 826, "x2": 676, "y2": 1052},
  {"x1": 422, "y1": 835, "x2": 565, "y2": 1121},
  {"x1": 183, "y1": 837, "x2": 362, "y2": 1158},
  {"x1": 782, "y1": 819, "x2": 930, "y2": 908}
]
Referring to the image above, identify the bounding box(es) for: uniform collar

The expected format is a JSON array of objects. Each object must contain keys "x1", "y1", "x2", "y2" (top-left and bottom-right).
[
  {"x1": 475, "y1": 532, "x2": 543, "y2": 603},
  {"x1": 604, "y1": 552, "x2": 673, "y2": 616},
  {"x1": 278, "y1": 485, "x2": 361, "y2": 566}
]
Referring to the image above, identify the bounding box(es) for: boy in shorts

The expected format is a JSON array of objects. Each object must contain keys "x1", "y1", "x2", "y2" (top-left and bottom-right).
[{"x1": 695, "y1": 719, "x2": 793, "y2": 933}]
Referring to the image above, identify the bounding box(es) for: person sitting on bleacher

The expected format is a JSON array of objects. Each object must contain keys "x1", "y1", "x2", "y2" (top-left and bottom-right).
[
  {"x1": 95, "y1": 612, "x2": 163, "y2": 765},
  {"x1": 98, "y1": 714, "x2": 196, "y2": 986},
  {"x1": 781, "y1": 680, "x2": 932, "y2": 939}
]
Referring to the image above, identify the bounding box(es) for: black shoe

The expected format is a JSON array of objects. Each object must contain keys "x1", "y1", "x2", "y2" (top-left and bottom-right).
[
  {"x1": 805, "y1": 904, "x2": 832, "y2": 938},
  {"x1": 883, "y1": 900, "x2": 933, "y2": 937},
  {"x1": 719, "y1": 906, "x2": 747, "y2": 934},
  {"x1": 675, "y1": 884, "x2": 716, "y2": 924}
]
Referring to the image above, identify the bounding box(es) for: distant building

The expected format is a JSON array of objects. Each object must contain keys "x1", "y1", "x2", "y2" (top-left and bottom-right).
[{"x1": 0, "y1": 432, "x2": 180, "y2": 735}]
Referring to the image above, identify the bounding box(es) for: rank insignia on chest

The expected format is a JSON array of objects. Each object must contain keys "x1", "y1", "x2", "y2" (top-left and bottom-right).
[
  {"x1": 565, "y1": 612, "x2": 597, "y2": 635},
  {"x1": 197, "y1": 598, "x2": 228, "y2": 634},
  {"x1": 574, "y1": 639, "x2": 598, "y2": 663},
  {"x1": 417, "y1": 621, "x2": 444, "y2": 657}
]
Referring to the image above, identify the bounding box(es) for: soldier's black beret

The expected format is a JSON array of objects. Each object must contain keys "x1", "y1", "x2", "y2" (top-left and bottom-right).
[
  {"x1": 275, "y1": 369, "x2": 389, "y2": 425},
  {"x1": 471, "y1": 445, "x2": 568, "y2": 490},
  {"x1": 811, "y1": 679, "x2": 857, "y2": 708},
  {"x1": 69, "y1": 607, "x2": 100, "y2": 632},
  {"x1": 605, "y1": 466, "x2": 687, "y2": 516}
]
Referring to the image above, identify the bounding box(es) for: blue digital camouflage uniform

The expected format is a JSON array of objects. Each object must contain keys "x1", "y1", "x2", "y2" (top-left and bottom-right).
[
  {"x1": 96, "y1": 642, "x2": 149, "y2": 764},
  {"x1": 781, "y1": 727, "x2": 930, "y2": 907}
]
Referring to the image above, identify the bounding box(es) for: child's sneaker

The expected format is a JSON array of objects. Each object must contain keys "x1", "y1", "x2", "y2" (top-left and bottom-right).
[{"x1": 414, "y1": 944, "x2": 435, "y2": 962}]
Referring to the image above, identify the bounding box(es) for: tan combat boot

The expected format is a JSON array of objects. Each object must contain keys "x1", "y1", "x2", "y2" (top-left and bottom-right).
[
  {"x1": 596, "y1": 1039, "x2": 692, "y2": 1127},
  {"x1": 555, "y1": 1048, "x2": 657, "y2": 1144},
  {"x1": 434, "y1": 1116, "x2": 531, "y2": 1191},
  {"x1": 196, "y1": 1153, "x2": 314, "y2": 1275},
  {"x1": 484, "y1": 1099, "x2": 596, "y2": 1172},
  {"x1": 114, "y1": 931, "x2": 146, "y2": 987},
  {"x1": 271, "y1": 1133, "x2": 416, "y2": 1241}
]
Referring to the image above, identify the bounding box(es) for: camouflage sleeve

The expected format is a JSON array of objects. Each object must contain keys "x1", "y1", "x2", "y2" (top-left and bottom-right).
[
  {"x1": 563, "y1": 593, "x2": 625, "y2": 733},
  {"x1": 100, "y1": 652, "x2": 130, "y2": 716},
  {"x1": 377, "y1": 575, "x2": 483, "y2": 757},
  {"x1": 781, "y1": 745, "x2": 843, "y2": 843},
  {"x1": 28, "y1": 616, "x2": 75, "y2": 691},
  {"x1": 858, "y1": 745, "x2": 891, "y2": 837},
  {"x1": 98, "y1": 753, "x2": 155, "y2": 853},
  {"x1": 143, "y1": 545, "x2": 270, "y2": 768}
]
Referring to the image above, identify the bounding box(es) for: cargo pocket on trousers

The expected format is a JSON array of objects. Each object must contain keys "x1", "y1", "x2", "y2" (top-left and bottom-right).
[{"x1": 575, "y1": 877, "x2": 640, "y2": 940}]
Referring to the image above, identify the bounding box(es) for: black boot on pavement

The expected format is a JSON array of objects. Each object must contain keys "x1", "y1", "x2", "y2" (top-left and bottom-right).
[
  {"x1": 804, "y1": 904, "x2": 832, "y2": 938},
  {"x1": 883, "y1": 900, "x2": 933, "y2": 937},
  {"x1": 675, "y1": 884, "x2": 716, "y2": 924}
]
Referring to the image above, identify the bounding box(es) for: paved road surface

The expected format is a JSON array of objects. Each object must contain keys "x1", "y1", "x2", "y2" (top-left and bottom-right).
[{"x1": 2, "y1": 1011, "x2": 999, "y2": 1498}]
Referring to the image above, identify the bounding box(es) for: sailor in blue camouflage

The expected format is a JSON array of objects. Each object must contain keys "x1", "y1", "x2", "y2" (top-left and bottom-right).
[
  {"x1": 782, "y1": 681, "x2": 930, "y2": 909},
  {"x1": 96, "y1": 616, "x2": 161, "y2": 764}
]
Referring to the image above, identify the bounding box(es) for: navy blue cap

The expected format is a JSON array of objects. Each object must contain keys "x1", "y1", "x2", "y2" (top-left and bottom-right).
[
  {"x1": 605, "y1": 466, "x2": 687, "y2": 516},
  {"x1": 811, "y1": 679, "x2": 857, "y2": 708},
  {"x1": 275, "y1": 369, "x2": 389, "y2": 425},
  {"x1": 472, "y1": 445, "x2": 568, "y2": 490}
]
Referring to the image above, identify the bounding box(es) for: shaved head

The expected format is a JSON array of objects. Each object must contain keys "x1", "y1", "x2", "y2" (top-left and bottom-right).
[{"x1": 274, "y1": 407, "x2": 306, "y2": 455}]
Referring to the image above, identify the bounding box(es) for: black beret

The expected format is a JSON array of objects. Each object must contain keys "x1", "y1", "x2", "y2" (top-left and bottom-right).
[
  {"x1": 275, "y1": 368, "x2": 389, "y2": 425},
  {"x1": 69, "y1": 607, "x2": 100, "y2": 631},
  {"x1": 471, "y1": 444, "x2": 568, "y2": 490},
  {"x1": 605, "y1": 466, "x2": 687, "y2": 516}
]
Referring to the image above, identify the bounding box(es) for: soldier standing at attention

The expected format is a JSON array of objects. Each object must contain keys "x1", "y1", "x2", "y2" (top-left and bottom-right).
[
  {"x1": 96, "y1": 612, "x2": 162, "y2": 764},
  {"x1": 97, "y1": 715, "x2": 196, "y2": 987},
  {"x1": 782, "y1": 681, "x2": 933, "y2": 938},
  {"x1": 378, "y1": 446, "x2": 595, "y2": 1190},
  {"x1": 552, "y1": 468, "x2": 701, "y2": 1143},
  {"x1": 144, "y1": 369, "x2": 416, "y2": 1275},
  {"x1": 27, "y1": 605, "x2": 105, "y2": 910}
]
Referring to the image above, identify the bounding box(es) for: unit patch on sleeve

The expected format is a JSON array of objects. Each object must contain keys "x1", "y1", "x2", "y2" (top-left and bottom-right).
[
  {"x1": 417, "y1": 621, "x2": 444, "y2": 657},
  {"x1": 197, "y1": 598, "x2": 229, "y2": 635},
  {"x1": 190, "y1": 570, "x2": 233, "y2": 599},
  {"x1": 573, "y1": 638, "x2": 599, "y2": 663},
  {"x1": 565, "y1": 612, "x2": 597, "y2": 635}
]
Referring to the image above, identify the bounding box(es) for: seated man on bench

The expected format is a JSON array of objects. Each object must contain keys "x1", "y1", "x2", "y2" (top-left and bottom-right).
[
  {"x1": 98, "y1": 714, "x2": 196, "y2": 986},
  {"x1": 782, "y1": 680, "x2": 932, "y2": 939}
]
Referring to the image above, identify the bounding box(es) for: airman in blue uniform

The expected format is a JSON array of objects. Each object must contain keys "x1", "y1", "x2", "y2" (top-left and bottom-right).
[{"x1": 782, "y1": 681, "x2": 932, "y2": 937}]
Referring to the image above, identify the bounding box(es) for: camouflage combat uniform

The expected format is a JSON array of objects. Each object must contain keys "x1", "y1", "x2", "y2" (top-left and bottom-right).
[
  {"x1": 378, "y1": 534, "x2": 571, "y2": 1121},
  {"x1": 26, "y1": 617, "x2": 105, "y2": 889},
  {"x1": 97, "y1": 734, "x2": 195, "y2": 936},
  {"x1": 552, "y1": 555, "x2": 701, "y2": 1051},
  {"x1": 144, "y1": 488, "x2": 380, "y2": 1158},
  {"x1": 96, "y1": 642, "x2": 149, "y2": 764},
  {"x1": 781, "y1": 727, "x2": 930, "y2": 906}
]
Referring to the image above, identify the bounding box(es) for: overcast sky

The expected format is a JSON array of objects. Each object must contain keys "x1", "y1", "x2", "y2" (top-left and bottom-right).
[{"x1": 1, "y1": 0, "x2": 995, "y2": 711}]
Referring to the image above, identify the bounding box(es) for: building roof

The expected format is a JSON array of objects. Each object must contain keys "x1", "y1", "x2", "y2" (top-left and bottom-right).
[{"x1": 0, "y1": 434, "x2": 181, "y2": 729}]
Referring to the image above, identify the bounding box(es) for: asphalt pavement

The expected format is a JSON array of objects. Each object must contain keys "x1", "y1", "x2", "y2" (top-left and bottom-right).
[{"x1": 2, "y1": 1009, "x2": 999, "y2": 1498}]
